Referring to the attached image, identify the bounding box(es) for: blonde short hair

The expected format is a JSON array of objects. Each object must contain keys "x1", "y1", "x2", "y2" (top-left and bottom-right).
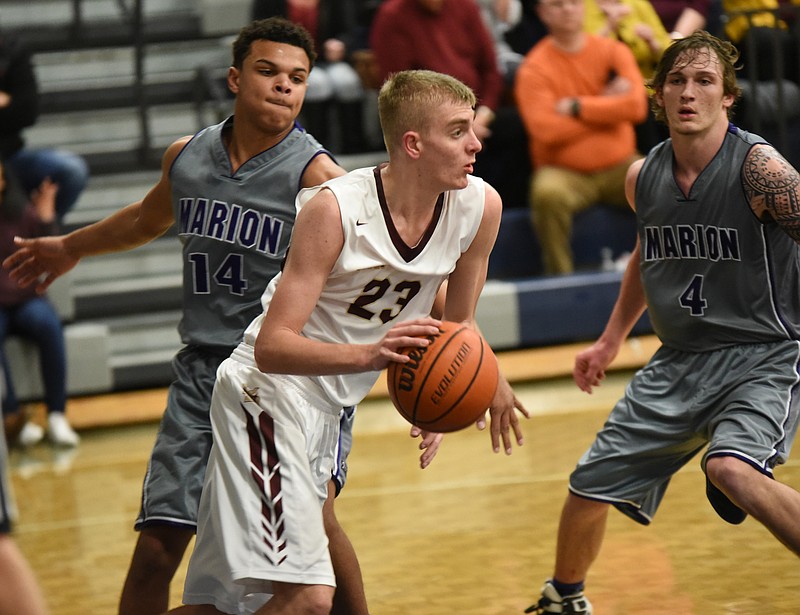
[{"x1": 378, "y1": 70, "x2": 477, "y2": 151}]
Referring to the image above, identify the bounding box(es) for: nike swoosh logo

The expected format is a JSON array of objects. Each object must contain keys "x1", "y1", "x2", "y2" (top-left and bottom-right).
[{"x1": 356, "y1": 220, "x2": 368, "y2": 226}]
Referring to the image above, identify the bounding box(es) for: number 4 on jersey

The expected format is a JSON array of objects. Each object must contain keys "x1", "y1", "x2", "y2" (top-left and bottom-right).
[{"x1": 679, "y1": 274, "x2": 707, "y2": 316}]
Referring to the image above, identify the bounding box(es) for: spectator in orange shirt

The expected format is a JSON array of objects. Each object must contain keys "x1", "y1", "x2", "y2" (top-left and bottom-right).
[{"x1": 515, "y1": 0, "x2": 648, "y2": 274}]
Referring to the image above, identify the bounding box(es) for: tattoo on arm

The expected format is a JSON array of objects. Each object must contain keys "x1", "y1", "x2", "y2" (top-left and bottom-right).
[{"x1": 743, "y1": 145, "x2": 800, "y2": 243}]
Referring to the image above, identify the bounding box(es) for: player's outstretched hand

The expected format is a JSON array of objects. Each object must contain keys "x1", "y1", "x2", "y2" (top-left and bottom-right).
[
  {"x1": 409, "y1": 426, "x2": 444, "y2": 469},
  {"x1": 477, "y1": 376, "x2": 529, "y2": 455},
  {"x1": 573, "y1": 338, "x2": 618, "y2": 394},
  {"x1": 3, "y1": 236, "x2": 77, "y2": 294}
]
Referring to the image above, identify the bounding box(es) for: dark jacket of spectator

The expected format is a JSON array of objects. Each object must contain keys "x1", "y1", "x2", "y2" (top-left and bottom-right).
[{"x1": 369, "y1": 0, "x2": 505, "y2": 110}]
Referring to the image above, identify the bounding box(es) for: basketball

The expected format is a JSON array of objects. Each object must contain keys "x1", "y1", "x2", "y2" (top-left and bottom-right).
[{"x1": 387, "y1": 321, "x2": 499, "y2": 433}]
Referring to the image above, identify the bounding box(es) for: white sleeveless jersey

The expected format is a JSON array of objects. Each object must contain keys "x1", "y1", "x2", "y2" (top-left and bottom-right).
[{"x1": 239, "y1": 166, "x2": 486, "y2": 406}]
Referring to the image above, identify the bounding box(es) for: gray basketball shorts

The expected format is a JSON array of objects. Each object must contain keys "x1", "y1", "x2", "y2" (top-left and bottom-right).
[
  {"x1": 569, "y1": 341, "x2": 800, "y2": 525},
  {"x1": 332, "y1": 406, "x2": 356, "y2": 495},
  {"x1": 135, "y1": 345, "x2": 230, "y2": 530},
  {"x1": 135, "y1": 346, "x2": 358, "y2": 531}
]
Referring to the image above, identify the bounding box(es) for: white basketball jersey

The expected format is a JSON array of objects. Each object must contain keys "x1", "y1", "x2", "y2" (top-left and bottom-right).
[{"x1": 240, "y1": 165, "x2": 486, "y2": 406}]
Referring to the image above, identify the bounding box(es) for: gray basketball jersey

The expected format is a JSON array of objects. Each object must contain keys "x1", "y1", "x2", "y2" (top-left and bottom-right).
[
  {"x1": 170, "y1": 117, "x2": 328, "y2": 349},
  {"x1": 240, "y1": 166, "x2": 486, "y2": 406},
  {"x1": 636, "y1": 124, "x2": 800, "y2": 352}
]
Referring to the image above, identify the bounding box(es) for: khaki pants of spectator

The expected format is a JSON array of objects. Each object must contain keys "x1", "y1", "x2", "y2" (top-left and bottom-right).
[{"x1": 530, "y1": 155, "x2": 641, "y2": 275}]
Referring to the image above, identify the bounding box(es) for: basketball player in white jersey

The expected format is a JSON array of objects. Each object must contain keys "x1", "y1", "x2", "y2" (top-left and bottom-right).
[
  {"x1": 527, "y1": 31, "x2": 800, "y2": 614},
  {"x1": 165, "y1": 69, "x2": 526, "y2": 614}
]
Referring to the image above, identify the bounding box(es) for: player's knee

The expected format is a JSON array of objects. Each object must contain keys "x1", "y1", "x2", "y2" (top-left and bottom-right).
[
  {"x1": 307, "y1": 593, "x2": 334, "y2": 615},
  {"x1": 132, "y1": 530, "x2": 190, "y2": 577},
  {"x1": 705, "y1": 455, "x2": 749, "y2": 496},
  {"x1": 272, "y1": 585, "x2": 333, "y2": 615}
]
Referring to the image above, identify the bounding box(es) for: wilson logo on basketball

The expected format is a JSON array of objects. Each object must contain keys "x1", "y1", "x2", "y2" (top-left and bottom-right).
[{"x1": 396, "y1": 329, "x2": 443, "y2": 393}]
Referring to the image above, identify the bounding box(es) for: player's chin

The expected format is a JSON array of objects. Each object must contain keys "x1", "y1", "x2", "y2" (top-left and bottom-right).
[
  {"x1": 263, "y1": 107, "x2": 296, "y2": 128},
  {"x1": 450, "y1": 173, "x2": 470, "y2": 189}
]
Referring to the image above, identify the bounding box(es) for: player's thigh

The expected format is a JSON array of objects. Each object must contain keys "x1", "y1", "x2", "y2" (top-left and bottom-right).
[
  {"x1": 138, "y1": 347, "x2": 224, "y2": 526},
  {"x1": 571, "y1": 348, "x2": 708, "y2": 500},
  {"x1": 704, "y1": 341, "x2": 800, "y2": 470}
]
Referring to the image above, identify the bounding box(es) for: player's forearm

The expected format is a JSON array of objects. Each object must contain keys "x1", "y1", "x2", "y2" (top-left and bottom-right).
[
  {"x1": 62, "y1": 202, "x2": 170, "y2": 258},
  {"x1": 599, "y1": 248, "x2": 647, "y2": 346},
  {"x1": 255, "y1": 330, "x2": 373, "y2": 376}
]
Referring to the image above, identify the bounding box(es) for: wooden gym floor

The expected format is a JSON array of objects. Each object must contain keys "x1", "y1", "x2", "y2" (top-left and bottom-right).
[{"x1": 6, "y1": 335, "x2": 800, "y2": 615}]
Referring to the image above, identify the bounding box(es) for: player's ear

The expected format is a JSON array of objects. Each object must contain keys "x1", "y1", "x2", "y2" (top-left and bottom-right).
[
  {"x1": 653, "y1": 88, "x2": 665, "y2": 111},
  {"x1": 402, "y1": 131, "x2": 422, "y2": 159},
  {"x1": 227, "y1": 66, "x2": 241, "y2": 95},
  {"x1": 722, "y1": 92, "x2": 735, "y2": 111}
]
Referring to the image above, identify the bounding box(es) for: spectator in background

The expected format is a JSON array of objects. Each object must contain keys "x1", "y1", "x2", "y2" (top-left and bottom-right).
[
  {"x1": 478, "y1": 0, "x2": 527, "y2": 84},
  {"x1": 0, "y1": 29, "x2": 88, "y2": 223},
  {"x1": 585, "y1": 0, "x2": 672, "y2": 79},
  {"x1": 721, "y1": 0, "x2": 798, "y2": 83},
  {"x1": 0, "y1": 162, "x2": 78, "y2": 448},
  {"x1": 370, "y1": 0, "x2": 503, "y2": 143},
  {"x1": 584, "y1": 0, "x2": 672, "y2": 151},
  {"x1": 515, "y1": 0, "x2": 647, "y2": 275},
  {"x1": 650, "y1": 0, "x2": 713, "y2": 38},
  {"x1": 370, "y1": 0, "x2": 532, "y2": 209},
  {"x1": 251, "y1": 0, "x2": 368, "y2": 153}
]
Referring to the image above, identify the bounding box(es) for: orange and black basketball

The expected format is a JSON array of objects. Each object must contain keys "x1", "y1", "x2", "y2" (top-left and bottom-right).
[{"x1": 387, "y1": 321, "x2": 498, "y2": 433}]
